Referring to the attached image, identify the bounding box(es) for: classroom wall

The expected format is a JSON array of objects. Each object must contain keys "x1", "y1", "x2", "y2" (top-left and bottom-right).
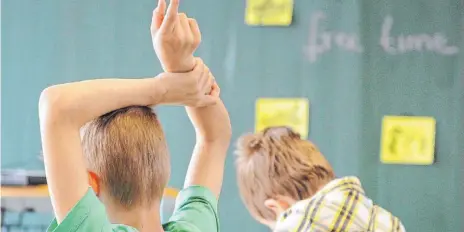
[{"x1": 2, "y1": 0, "x2": 463, "y2": 231}]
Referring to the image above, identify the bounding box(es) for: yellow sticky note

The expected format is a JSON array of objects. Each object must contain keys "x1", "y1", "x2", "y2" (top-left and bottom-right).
[
  {"x1": 380, "y1": 116, "x2": 436, "y2": 165},
  {"x1": 245, "y1": 0, "x2": 293, "y2": 26},
  {"x1": 255, "y1": 98, "x2": 309, "y2": 139}
]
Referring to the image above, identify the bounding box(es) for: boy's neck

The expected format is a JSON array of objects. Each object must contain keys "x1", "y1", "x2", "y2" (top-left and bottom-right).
[{"x1": 105, "y1": 203, "x2": 164, "y2": 232}]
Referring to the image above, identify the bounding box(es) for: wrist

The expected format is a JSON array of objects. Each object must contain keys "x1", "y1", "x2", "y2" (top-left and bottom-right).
[
  {"x1": 163, "y1": 57, "x2": 196, "y2": 73},
  {"x1": 150, "y1": 76, "x2": 168, "y2": 105}
]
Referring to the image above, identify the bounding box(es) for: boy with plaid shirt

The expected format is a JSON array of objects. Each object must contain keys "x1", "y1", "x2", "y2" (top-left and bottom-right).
[{"x1": 235, "y1": 126, "x2": 405, "y2": 232}]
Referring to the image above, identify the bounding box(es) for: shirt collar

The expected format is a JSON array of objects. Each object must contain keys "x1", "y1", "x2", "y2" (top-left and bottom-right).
[{"x1": 316, "y1": 176, "x2": 365, "y2": 196}]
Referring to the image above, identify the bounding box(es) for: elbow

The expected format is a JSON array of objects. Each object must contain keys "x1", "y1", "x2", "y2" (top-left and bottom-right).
[
  {"x1": 221, "y1": 125, "x2": 232, "y2": 144},
  {"x1": 221, "y1": 120, "x2": 233, "y2": 142},
  {"x1": 38, "y1": 86, "x2": 71, "y2": 126}
]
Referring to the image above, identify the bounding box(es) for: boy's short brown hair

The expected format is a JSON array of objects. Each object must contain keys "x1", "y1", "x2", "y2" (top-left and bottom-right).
[
  {"x1": 235, "y1": 126, "x2": 335, "y2": 222},
  {"x1": 81, "y1": 106, "x2": 170, "y2": 209}
]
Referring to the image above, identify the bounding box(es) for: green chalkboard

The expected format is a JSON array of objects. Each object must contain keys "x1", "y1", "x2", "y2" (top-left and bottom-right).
[{"x1": 2, "y1": 0, "x2": 463, "y2": 231}]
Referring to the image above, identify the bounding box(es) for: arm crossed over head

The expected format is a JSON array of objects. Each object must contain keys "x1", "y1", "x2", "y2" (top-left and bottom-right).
[{"x1": 41, "y1": 0, "x2": 230, "y2": 231}]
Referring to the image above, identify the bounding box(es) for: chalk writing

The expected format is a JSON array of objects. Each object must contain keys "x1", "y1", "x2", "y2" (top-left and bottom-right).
[
  {"x1": 304, "y1": 12, "x2": 459, "y2": 63},
  {"x1": 380, "y1": 16, "x2": 459, "y2": 55},
  {"x1": 305, "y1": 12, "x2": 363, "y2": 63}
]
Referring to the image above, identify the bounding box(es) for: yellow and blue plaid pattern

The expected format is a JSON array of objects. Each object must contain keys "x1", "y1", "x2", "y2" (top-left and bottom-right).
[{"x1": 274, "y1": 177, "x2": 405, "y2": 232}]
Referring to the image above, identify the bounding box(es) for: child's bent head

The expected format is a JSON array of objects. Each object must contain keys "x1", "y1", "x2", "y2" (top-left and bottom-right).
[
  {"x1": 81, "y1": 106, "x2": 170, "y2": 210},
  {"x1": 234, "y1": 126, "x2": 335, "y2": 228}
]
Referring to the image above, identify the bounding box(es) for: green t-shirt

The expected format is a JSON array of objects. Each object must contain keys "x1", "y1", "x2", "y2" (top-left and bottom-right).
[{"x1": 47, "y1": 186, "x2": 219, "y2": 232}]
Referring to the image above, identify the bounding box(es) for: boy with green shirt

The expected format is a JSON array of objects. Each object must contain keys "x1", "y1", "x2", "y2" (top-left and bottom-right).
[{"x1": 40, "y1": 0, "x2": 231, "y2": 231}]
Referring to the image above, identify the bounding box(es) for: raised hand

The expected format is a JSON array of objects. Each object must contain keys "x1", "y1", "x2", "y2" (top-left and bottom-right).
[
  {"x1": 151, "y1": 0, "x2": 201, "y2": 72},
  {"x1": 157, "y1": 58, "x2": 216, "y2": 107}
]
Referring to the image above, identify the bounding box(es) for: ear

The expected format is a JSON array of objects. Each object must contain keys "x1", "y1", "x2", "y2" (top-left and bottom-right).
[
  {"x1": 264, "y1": 196, "x2": 295, "y2": 217},
  {"x1": 88, "y1": 171, "x2": 100, "y2": 196},
  {"x1": 264, "y1": 199, "x2": 285, "y2": 220}
]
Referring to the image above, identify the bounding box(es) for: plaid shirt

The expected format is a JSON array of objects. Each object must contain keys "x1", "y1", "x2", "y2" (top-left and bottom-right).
[{"x1": 274, "y1": 177, "x2": 406, "y2": 232}]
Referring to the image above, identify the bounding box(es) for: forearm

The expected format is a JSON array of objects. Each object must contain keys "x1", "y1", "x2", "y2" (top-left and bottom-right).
[
  {"x1": 160, "y1": 56, "x2": 231, "y2": 196},
  {"x1": 184, "y1": 100, "x2": 231, "y2": 198},
  {"x1": 186, "y1": 100, "x2": 231, "y2": 143},
  {"x1": 184, "y1": 140, "x2": 230, "y2": 198},
  {"x1": 39, "y1": 77, "x2": 164, "y2": 128}
]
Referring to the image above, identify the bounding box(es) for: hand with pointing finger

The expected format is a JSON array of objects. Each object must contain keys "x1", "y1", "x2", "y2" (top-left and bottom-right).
[{"x1": 151, "y1": 0, "x2": 201, "y2": 73}]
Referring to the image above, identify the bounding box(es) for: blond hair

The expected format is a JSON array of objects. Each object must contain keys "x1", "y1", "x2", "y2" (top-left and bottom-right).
[
  {"x1": 235, "y1": 126, "x2": 334, "y2": 222},
  {"x1": 81, "y1": 106, "x2": 170, "y2": 209}
]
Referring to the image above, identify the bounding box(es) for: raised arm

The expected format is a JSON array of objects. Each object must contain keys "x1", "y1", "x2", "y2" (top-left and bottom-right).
[
  {"x1": 152, "y1": 0, "x2": 232, "y2": 198},
  {"x1": 39, "y1": 66, "x2": 214, "y2": 222},
  {"x1": 183, "y1": 87, "x2": 231, "y2": 198}
]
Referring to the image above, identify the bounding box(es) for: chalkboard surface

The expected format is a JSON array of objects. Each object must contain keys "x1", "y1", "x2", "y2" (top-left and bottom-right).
[{"x1": 2, "y1": 0, "x2": 463, "y2": 231}]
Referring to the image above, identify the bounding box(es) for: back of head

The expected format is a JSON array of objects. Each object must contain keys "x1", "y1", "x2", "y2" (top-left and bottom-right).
[
  {"x1": 81, "y1": 106, "x2": 170, "y2": 209},
  {"x1": 234, "y1": 126, "x2": 335, "y2": 223}
]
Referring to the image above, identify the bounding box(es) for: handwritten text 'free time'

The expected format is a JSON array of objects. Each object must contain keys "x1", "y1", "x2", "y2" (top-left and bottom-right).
[{"x1": 305, "y1": 12, "x2": 459, "y2": 63}]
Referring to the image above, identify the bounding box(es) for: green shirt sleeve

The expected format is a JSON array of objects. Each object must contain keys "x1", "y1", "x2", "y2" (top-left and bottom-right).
[
  {"x1": 46, "y1": 188, "x2": 136, "y2": 232},
  {"x1": 163, "y1": 185, "x2": 220, "y2": 232}
]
